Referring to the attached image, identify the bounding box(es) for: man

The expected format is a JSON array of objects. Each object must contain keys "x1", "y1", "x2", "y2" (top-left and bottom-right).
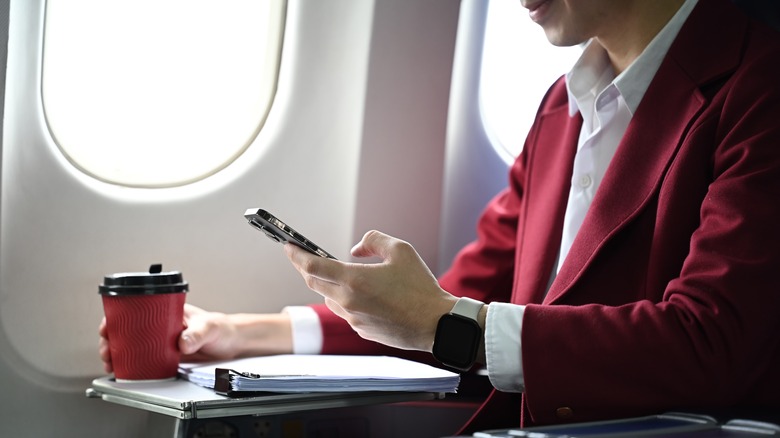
[{"x1": 100, "y1": 0, "x2": 780, "y2": 430}]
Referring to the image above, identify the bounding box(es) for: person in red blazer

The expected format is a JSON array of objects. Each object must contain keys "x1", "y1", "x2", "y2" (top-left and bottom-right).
[
  {"x1": 283, "y1": 0, "x2": 780, "y2": 429},
  {"x1": 99, "y1": 0, "x2": 780, "y2": 431}
]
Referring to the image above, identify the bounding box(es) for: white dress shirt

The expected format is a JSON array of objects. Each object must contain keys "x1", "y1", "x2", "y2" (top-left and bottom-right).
[{"x1": 284, "y1": 0, "x2": 700, "y2": 392}]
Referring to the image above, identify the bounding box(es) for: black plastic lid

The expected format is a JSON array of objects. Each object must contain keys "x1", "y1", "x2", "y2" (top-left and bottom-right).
[{"x1": 98, "y1": 264, "x2": 188, "y2": 296}]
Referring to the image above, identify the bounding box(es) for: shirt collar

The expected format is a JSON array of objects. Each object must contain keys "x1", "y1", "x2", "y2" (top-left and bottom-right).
[{"x1": 567, "y1": 0, "x2": 699, "y2": 117}]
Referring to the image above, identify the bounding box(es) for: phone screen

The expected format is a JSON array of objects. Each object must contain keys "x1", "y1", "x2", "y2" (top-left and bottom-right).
[{"x1": 244, "y1": 208, "x2": 337, "y2": 259}]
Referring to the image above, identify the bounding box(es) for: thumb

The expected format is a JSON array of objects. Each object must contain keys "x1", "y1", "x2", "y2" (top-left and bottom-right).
[
  {"x1": 351, "y1": 230, "x2": 397, "y2": 259},
  {"x1": 179, "y1": 321, "x2": 213, "y2": 355}
]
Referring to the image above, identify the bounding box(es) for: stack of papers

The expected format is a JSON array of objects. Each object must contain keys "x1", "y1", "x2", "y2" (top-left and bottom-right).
[{"x1": 179, "y1": 354, "x2": 460, "y2": 394}]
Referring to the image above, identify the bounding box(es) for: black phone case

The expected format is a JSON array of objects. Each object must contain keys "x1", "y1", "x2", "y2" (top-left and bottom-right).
[{"x1": 244, "y1": 208, "x2": 336, "y2": 259}]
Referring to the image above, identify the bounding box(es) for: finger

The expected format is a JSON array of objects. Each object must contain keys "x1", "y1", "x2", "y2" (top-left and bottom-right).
[
  {"x1": 324, "y1": 297, "x2": 348, "y2": 320},
  {"x1": 98, "y1": 337, "x2": 109, "y2": 360},
  {"x1": 179, "y1": 319, "x2": 217, "y2": 355},
  {"x1": 183, "y1": 302, "x2": 204, "y2": 317},
  {"x1": 283, "y1": 244, "x2": 342, "y2": 284},
  {"x1": 323, "y1": 298, "x2": 369, "y2": 341},
  {"x1": 300, "y1": 272, "x2": 348, "y2": 303},
  {"x1": 98, "y1": 317, "x2": 108, "y2": 338},
  {"x1": 350, "y1": 230, "x2": 400, "y2": 259},
  {"x1": 182, "y1": 303, "x2": 207, "y2": 331},
  {"x1": 98, "y1": 337, "x2": 113, "y2": 373}
]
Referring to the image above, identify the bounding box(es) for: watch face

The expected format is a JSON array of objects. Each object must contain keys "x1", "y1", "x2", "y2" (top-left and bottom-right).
[{"x1": 432, "y1": 314, "x2": 482, "y2": 371}]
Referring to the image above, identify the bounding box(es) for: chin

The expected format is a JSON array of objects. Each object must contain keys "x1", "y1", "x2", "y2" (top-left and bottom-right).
[{"x1": 543, "y1": 29, "x2": 588, "y2": 47}]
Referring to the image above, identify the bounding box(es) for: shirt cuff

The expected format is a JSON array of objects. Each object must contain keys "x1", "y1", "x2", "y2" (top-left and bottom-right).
[
  {"x1": 282, "y1": 306, "x2": 323, "y2": 354},
  {"x1": 485, "y1": 302, "x2": 526, "y2": 393}
]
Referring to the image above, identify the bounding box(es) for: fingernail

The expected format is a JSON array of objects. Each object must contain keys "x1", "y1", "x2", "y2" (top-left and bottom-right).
[{"x1": 180, "y1": 335, "x2": 193, "y2": 354}]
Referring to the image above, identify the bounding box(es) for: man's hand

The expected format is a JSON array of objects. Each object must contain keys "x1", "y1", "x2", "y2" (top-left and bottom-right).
[
  {"x1": 284, "y1": 230, "x2": 457, "y2": 352},
  {"x1": 99, "y1": 303, "x2": 293, "y2": 373}
]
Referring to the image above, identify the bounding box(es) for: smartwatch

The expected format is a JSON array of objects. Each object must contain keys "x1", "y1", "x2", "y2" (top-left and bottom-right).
[{"x1": 432, "y1": 297, "x2": 484, "y2": 371}]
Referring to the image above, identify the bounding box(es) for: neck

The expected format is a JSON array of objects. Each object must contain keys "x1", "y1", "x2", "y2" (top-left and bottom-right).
[{"x1": 597, "y1": 0, "x2": 685, "y2": 74}]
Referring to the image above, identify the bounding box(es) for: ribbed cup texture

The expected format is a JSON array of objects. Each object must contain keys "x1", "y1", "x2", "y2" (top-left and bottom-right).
[{"x1": 102, "y1": 293, "x2": 185, "y2": 380}]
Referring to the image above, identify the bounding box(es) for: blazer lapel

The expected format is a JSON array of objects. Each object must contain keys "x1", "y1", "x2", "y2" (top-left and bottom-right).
[
  {"x1": 544, "y1": 0, "x2": 745, "y2": 304},
  {"x1": 512, "y1": 100, "x2": 581, "y2": 305}
]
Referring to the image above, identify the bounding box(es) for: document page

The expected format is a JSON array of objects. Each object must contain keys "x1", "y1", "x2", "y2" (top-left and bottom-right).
[{"x1": 178, "y1": 355, "x2": 460, "y2": 393}]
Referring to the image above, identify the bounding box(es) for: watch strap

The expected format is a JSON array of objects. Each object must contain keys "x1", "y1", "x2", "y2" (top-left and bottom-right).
[{"x1": 450, "y1": 297, "x2": 484, "y2": 320}]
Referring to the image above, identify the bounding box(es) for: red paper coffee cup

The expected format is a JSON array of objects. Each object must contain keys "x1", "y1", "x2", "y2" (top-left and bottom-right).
[{"x1": 99, "y1": 264, "x2": 188, "y2": 381}]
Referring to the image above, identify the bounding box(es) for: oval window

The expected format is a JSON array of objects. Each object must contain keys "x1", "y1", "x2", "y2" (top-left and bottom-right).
[{"x1": 42, "y1": 0, "x2": 286, "y2": 187}]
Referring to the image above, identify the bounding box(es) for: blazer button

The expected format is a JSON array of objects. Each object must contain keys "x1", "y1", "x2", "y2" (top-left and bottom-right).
[{"x1": 556, "y1": 407, "x2": 574, "y2": 419}]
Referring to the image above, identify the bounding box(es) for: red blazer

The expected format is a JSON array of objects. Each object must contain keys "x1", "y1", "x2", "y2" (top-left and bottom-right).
[{"x1": 313, "y1": 0, "x2": 780, "y2": 428}]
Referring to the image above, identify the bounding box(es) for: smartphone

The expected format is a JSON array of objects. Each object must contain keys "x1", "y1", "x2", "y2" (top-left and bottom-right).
[{"x1": 244, "y1": 208, "x2": 337, "y2": 259}]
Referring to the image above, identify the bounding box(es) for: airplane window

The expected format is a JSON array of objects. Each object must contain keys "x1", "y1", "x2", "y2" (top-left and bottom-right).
[
  {"x1": 479, "y1": 0, "x2": 581, "y2": 161},
  {"x1": 41, "y1": 0, "x2": 286, "y2": 188}
]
